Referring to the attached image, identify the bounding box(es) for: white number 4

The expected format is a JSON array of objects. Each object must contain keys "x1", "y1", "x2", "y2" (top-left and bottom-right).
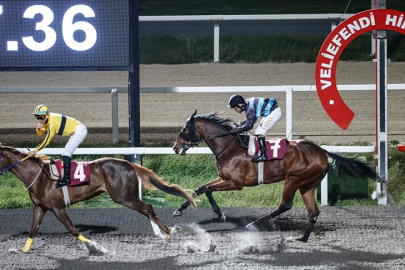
[{"x1": 74, "y1": 163, "x2": 86, "y2": 182}]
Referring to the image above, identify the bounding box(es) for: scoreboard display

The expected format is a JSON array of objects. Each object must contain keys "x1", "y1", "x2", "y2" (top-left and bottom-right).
[{"x1": 0, "y1": 0, "x2": 129, "y2": 70}]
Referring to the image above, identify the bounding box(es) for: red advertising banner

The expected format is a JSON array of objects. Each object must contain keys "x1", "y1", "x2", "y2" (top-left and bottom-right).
[{"x1": 315, "y1": 9, "x2": 405, "y2": 129}]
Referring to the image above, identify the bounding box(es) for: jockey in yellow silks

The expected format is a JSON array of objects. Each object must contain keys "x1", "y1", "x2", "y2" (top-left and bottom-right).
[{"x1": 28, "y1": 105, "x2": 88, "y2": 188}]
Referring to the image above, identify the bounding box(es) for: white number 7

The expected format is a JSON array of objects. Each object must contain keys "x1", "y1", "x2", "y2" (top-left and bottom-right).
[
  {"x1": 74, "y1": 163, "x2": 86, "y2": 182},
  {"x1": 270, "y1": 141, "x2": 281, "y2": 158}
]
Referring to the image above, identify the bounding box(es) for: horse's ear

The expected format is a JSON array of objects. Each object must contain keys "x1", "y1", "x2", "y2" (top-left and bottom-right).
[{"x1": 191, "y1": 110, "x2": 197, "y2": 118}]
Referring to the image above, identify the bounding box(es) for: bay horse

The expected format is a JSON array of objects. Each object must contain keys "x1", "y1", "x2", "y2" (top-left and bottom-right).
[
  {"x1": 172, "y1": 111, "x2": 377, "y2": 242},
  {"x1": 0, "y1": 144, "x2": 196, "y2": 253}
]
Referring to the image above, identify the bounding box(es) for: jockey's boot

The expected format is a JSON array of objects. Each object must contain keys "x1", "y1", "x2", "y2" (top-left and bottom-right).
[
  {"x1": 57, "y1": 156, "x2": 71, "y2": 188},
  {"x1": 252, "y1": 135, "x2": 268, "y2": 162}
]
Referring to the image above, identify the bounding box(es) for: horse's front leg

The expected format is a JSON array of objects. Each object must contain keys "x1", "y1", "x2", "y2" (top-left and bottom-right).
[
  {"x1": 21, "y1": 205, "x2": 47, "y2": 253},
  {"x1": 52, "y1": 208, "x2": 91, "y2": 245},
  {"x1": 205, "y1": 187, "x2": 225, "y2": 221},
  {"x1": 204, "y1": 179, "x2": 243, "y2": 221},
  {"x1": 174, "y1": 177, "x2": 241, "y2": 222},
  {"x1": 173, "y1": 177, "x2": 224, "y2": 217}
]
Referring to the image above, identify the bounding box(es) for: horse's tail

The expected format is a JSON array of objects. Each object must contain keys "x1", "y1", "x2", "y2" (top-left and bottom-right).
[
  {"x1": 326, "y1": 151, "x2": 378, "y2": 180},
  {"x1": 130, "y1": 163, "x2": 197, "y2": 208}
]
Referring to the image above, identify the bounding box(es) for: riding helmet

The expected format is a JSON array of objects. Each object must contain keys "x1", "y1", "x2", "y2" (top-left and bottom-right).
[
  {"x1": 32, "y1": 104, "x2": 50, "y2": 115},
  {"x1": 228, "y1": 94, "x2": 245, "y2": 108}
]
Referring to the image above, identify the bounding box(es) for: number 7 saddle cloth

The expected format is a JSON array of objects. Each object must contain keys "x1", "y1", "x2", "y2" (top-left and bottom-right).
[
  {"x1": 248, "y1": 137, "x2": 287, "y2": 161},
  {"x1": 49, "y1": 159, "x2": 91, "y2": 186}
]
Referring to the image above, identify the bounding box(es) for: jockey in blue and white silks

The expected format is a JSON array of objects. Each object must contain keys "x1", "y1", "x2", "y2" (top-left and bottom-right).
[{"x1": 228, "y1": 95, "x2": 282, "y2": 162}]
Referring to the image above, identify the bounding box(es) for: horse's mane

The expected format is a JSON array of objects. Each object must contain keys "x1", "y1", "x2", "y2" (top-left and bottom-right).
[
  {"x1": 194, "y1": 112, "x2": 234, "y2": 131},
  {"x1": 0, "y1": 144, "x2": 49, "y2": 163}
]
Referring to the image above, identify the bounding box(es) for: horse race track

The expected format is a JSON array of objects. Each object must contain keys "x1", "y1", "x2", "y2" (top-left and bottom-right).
[
  {"x1": 1, "y1": 63, "x2": 405, "y2": 269},
  {"x1": 0, "y1": 206, "x2": 405, "y2": 269}
]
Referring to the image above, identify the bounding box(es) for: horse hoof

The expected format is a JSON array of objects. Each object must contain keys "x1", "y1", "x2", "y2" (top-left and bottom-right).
[
  {"x1": 165, "y1": 235, "x2": 171, "y2": 242},
  {"x1": 245, "y1": 222, "x2": 257, "y2": 231},
  {"x1": 295, "y1": 236, "x2": 308, "y2": 242},
  {"x1": 285, "y1": 236, "x2": 295, "y2": 242},
  {"x1": 171, "y1": 225, "x2": 182, "y2": 234},
  {"x1": 220, "y1": 214, "x2": 227, "y2": 222},
  {"x1": 173, "y1": 209, "x2": 182, "y2": 217}
]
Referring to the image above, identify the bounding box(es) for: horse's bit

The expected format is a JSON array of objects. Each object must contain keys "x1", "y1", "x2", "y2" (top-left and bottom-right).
[{"x1": 179, "y1": 123, "x2": 201, "y2": 152}]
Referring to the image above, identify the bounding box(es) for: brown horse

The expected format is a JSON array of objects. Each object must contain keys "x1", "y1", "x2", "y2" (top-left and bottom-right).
[
  {"x1": 172, "y1": 111, "x2": 377, "y2": 242},
  {"x1": 0, "y1": 144, "x2": 196, "y2": 253}
]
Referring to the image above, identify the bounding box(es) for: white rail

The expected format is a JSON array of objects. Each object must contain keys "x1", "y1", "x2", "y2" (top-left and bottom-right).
[
  {"x1": 17, "y1": 144, "x2": 375, "y2": 207},
  {"x1": 3, "y1": 84, "x2": 405, "y2": 144}
]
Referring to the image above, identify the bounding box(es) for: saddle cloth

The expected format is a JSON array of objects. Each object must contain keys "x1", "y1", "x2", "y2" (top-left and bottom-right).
[
  {"x1": 50, "y1": 159, "x2": 91, "y2": 186},
  {"x1": 248, "y1": 137, "x2": 287, "y2": 161}
]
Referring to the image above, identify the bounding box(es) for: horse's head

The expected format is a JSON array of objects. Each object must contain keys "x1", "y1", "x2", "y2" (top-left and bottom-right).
[
  {"x1": 173, "y1": 110, "x2": 201, "y2": 155},
  {"x1": 173, "y1": 111, "x2": 235, "y2": 155},
  {"x1": 0, "y1": 144, "x2": 48, "y2": 175},
  {"x1": 0, "y1": 144, "x2": 23, "y2": 174}
]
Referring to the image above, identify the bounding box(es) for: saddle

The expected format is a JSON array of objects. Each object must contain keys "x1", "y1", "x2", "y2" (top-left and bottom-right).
[
  {"x1": 49, "y1": 159, "x2": 91, "y2": 186},
  {"x1": 248, "y1": 137, "x2": 287, "y2": 161}
]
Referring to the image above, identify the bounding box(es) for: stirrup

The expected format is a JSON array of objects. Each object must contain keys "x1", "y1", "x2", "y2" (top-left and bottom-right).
[
  {"x1": 56, "y1": 178, "x2": 70, "y2": 188},
  {"x1": 252, "y1": 154, "x2": 267, "y2": 162}
]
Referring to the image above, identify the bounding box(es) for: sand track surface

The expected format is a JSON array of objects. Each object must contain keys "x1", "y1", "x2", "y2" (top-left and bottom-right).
[
  {"x1": 1, "y1": 62, "x2": 405, "y2": 146},
  {"x1": 0, "y1": 207, "x2": 405, "y2": 269}
]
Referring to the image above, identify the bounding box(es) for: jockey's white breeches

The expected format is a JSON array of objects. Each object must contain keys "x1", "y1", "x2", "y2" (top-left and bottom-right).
[
  {"x1": 255, "y1": 107, "x2": 282, "y2": 135},
  {"x1": 63, "y1": 123, "x2": 88, "y2": 157}
]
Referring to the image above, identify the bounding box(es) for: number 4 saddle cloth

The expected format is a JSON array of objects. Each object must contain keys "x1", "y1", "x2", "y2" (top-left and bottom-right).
[
  {"x1": 49, "y1": 159, "x2": 91, "y2": 186},
  {"x1": 248, "y1": 137, "x2": 287, "y2": 161}
]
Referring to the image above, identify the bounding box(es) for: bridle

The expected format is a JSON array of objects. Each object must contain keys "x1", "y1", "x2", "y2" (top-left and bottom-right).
[
  {"x1": 0, "y1": 149, "x2": 47, "y2": 190},
  {"x1": 0, "y1": 150, "x2": 29, "y2": 175},
  {"x1": 178, "y1": 119, "x2": 237, "y2": 159}
]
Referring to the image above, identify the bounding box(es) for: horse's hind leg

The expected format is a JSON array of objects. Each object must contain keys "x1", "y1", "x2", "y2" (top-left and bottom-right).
[
  {"x1": 297, "y1": 187, "x2": 320, "y2": 242},
  {"x1": 246, "y1": 198, "x2": 293, "y2": 230},
  {"x1": 246, "y1": 182, "x2": 297, "y2": 230},
  {"x1": 122, "y1": 198, "x2": 175, "y2": 241}
]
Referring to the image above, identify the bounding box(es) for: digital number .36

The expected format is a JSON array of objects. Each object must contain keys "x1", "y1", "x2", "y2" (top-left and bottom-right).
[{"x1": 0, "y1": 4, "x2": 97, "y2": 52}]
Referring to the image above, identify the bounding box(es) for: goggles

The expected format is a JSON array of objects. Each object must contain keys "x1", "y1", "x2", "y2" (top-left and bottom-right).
[{"x1": 35, "y1": 115, "x2": 46, "y2": 120}]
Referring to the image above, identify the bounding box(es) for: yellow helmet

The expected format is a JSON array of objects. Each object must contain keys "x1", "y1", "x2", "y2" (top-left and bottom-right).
[{"x1": 32, "y1": 104, "x2": 49, "y2": 115}]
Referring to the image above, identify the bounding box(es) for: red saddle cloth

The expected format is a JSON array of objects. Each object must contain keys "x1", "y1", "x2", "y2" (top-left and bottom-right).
[
  {"x1": 53, "y1": 160, "x2": 91, "y2": 186},
  {"x1": 252, "y1": 137, "x2": 287, "y2": 161}
]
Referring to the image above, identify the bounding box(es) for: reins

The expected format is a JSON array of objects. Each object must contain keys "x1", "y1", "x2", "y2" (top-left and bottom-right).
[
  {"x1": 185, "y1": 128, "x2": 243, "y2": 159},
  {"x1": 179, "y1": 113, "x2": 249, "y2": 158},
  {"x1": 212, "y1": 135, "x2": 237, "y2": 158},
  {"x1": 0, "y1": 150, "x2": 48, "y2": 190},
  {"x1": 0, "y1": 155, "x2": 29, "y2": 175}
]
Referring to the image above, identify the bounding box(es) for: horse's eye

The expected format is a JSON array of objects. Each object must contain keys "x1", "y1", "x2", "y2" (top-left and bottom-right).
[{"x1": 182, "y1": 127, "x2": 189, "y2": 134}]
